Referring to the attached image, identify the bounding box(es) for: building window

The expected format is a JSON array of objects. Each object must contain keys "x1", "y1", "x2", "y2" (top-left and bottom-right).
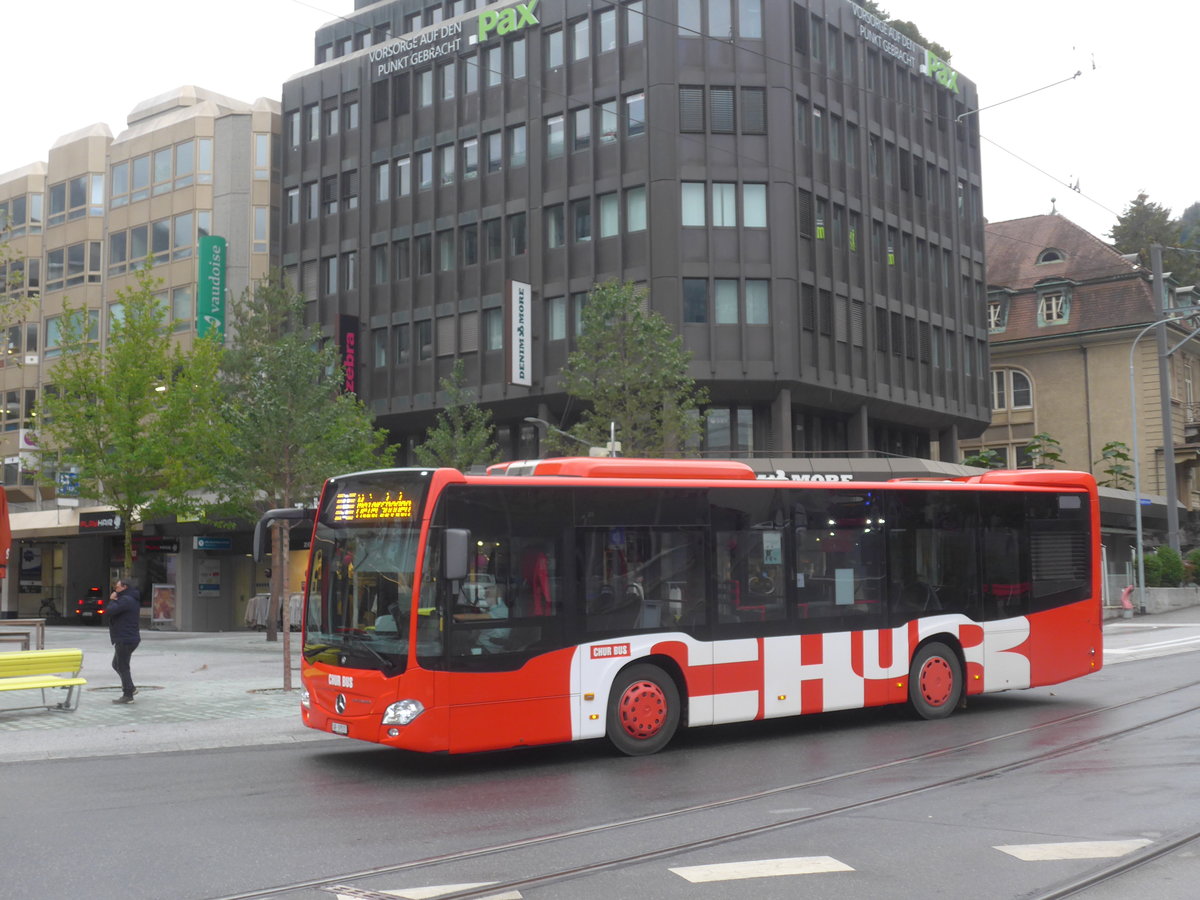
[
  {"x1": 741, "y1": 87, "x2": 766, "y2": 133},
  {"x1": 546, "y1": 205, "x2": 565, "y2": 248},
  {"x1": 464, "y1": 54, "x2": 479, "y2": 93},
  {"x1": 461, "y1": 224, "x2": 478, "y2": 266},
  {"x1": 253, "y1": 134, "x2": 271, "y2": 179},
  {"x1": 396, "y1": 324, "x2": 410, "y2": 364},
  {"x1": 988, "y1": 300, "x2": 1006, "y2": 331},
  {"x1": 324, "y1": 106, "x2": 339, "y2": 137},
  {"x1": 396, "y1": 157, "x2": 412, "y2": 196},
  {"x1": 483, "y1": 219, "x2": 502, "y2": 261},
  {"x1": 510, "y1": 35, "x2": 526, "y2": 79},
  {"x1": 415, "y1": 235, "x2": 432, "y2": 275},
  {"x1": 393, "y1": 240, "x2": 410, "y2": 279},
  {"x1": 322, "y1": 256, "x2": 338, "y2": 295},
  {"x1": 572, "y1": 108, "x2": 591, "y2": 151},
  {"x1": 484, "y1": 308, "x2": 503, "y2": 350},
  {"x1": 508, "y1": 124, "x2": 527, "y2": 166},
  {"x1": 1038, "y1": 248, "x2": 1065, "y2": 264},
  {"x1": 625, "y1": 92, "x2": 646, "y2": 137},
  {"x1": 462, "y1": 139, "x2": 479, "y2": 179},
  {"x1": 682, "y1": 182, "x2": 706, "y2": 226},
  {"x1": 373, "y1": 330, "x2": 388, "y2": 368},
  {"x1": 712, "y1": 183, "x2": 737, "y2": 227},
  {"x1": 545, "y1": 29, "x2": 563, "y2": 68},
  {"x1": 374, "y1": 163, "x2": 389, "y2": 202},
  {"x1": 485, "y1": 46, "x2": 502, "y2": 86},
  {"x1": 599, "y1": 100, "x2": 619, "y2": 142},
  {"x1": 437, "y1": 232, "x2": 454, "y2": 272},
  {"x1": 1038, "y1": 292, "x2": 1068, "y2": 325},
  {"x1": 715, "y1": 279, "x2": 738, "y2": 324},
  {"x1": 418, "y1": 150, "x2": 433, "y2": 190},
  {"x1": 683, "y1": 278, "x2": 708, "y2": 324},
  {"x1": 742, "y1": 184, "x2": 766, "y2": 228},
  {"x1": 418, "y1": 320, "x2": 433, "y2": 360},
  {"x1": 710, "y1": 87, "x2": 735, "y2": 134},
  {"x1": 440, "y1": 61, "x2": 456, "y2": 100},
  {"x1": 992, "y1": 369, "x2": 1033, "y2": 411},
  {"x1": 746, "y1": 280, "x2": 769, "y2": 325},
  {"x1": 625, "y1": 1, "x2": 645, "y2": 44},
  {"x1": 372, "y1": 245, "x2": 389, "y2": 285},
  {"x1": 598, "y1": 9, "x2": 617, "y2": 52},
  {"x1": 440, "y1": 145, "x2": 455, "y2": 184},
  {"x1": 548, "y1": 296, "x2": 566, "y2": 341},
  {"x1": 626, "y1": 186, "x2": 647, "y2": 232},
  {"x1": 486, "y1": 132, "x2": 503, "y2": 173},
  {"x1": 572, "y1": 198, "x2": 591, "y2": 242},
  {"x1": 680, "y1": 86, "x2": 705, "y2": 132},
  {"x1": 418, "y1": 70, "x2": 433, "y2": 107},
  {"x1": 599, "y1": 193, "x2": 619, "y2": 237},
  {"x1": 509, "y1": 212, "x2": 527, "y2": 256},
  {"x1": 571, "y1": 17, "x2": 590, "y2": 61},
  {"x1": 252, "y1": 207, "x2": 268, "y2": 254},
  {"x1": 546, "y1": 115, "x2": 565, "y2": 158},
  {"x1": 171, "y1": 286, "x2": 193, "y2": 333}
]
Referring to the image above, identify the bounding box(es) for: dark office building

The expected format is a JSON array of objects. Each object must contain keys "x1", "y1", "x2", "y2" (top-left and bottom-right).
[{"x1": 281, "y1": 0, "x2": 989, "y2": 461}]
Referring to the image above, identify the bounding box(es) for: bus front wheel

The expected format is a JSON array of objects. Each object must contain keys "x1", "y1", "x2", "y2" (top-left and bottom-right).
[
  {"x1": 607, "y1": 664, "x2": 681, "y2": 756},
  {"x1": 908, "y1": 642, "x2": 962, "y2": 720}
]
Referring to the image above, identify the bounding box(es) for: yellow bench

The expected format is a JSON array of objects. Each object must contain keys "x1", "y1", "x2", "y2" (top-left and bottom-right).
[{"x1": 0, "y1": 648, "x2": 87, "y2": 712}]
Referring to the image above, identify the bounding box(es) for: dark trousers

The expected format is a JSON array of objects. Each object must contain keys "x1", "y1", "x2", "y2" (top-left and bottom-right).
[{"x1": 112, "y1": 641, "x2": 139, "y2": 696}]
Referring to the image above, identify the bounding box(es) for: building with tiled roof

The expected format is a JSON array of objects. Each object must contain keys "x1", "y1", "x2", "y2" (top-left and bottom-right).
[{"x1": 964, "y1": 212, "x2": 1200, "y2": 513}]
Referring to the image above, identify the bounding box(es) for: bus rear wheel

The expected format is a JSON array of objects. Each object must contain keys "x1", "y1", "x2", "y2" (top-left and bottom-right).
[
  {"x1": 908, "y1": 641, "x2": 962, "y2": 720},
  {"x1": 607, "y1": 664, "x2": 681, "y2": 756}
]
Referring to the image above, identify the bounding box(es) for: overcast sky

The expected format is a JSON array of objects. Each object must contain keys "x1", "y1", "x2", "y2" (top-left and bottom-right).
[{"x1": 3, "y1": 1, "x2": 1192, "y2": 243}]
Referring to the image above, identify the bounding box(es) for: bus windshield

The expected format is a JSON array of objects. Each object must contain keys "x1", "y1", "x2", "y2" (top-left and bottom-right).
[{"x1": 303, "y1": 471, "x2": 430, "y2": 673}]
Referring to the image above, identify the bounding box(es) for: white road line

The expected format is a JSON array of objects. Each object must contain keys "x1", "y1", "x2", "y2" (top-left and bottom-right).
[
  {"x1": 995, "y1": 839, "x2": 1153, "y2": 861},
  {"x1": 337, "y1": 885, "x2": 522, "y2": 900},
  {"x1": 670, "y1": 856, "x2": 854, "y2": 883},
  {"x1": 1105, "y1": 635, "x2": 1200, "y2": 654}
]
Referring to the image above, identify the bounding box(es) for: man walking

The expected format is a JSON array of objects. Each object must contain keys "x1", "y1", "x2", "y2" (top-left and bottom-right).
[{"x1": 108, "y1": 575, "x2": 141, "y2": 703}]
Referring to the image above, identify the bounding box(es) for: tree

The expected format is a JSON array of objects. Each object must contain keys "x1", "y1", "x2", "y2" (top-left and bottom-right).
[
  {"x1": 34, "y1": 268, "x2": 227, "y2": 571},
  {"x1": 1109, "y1": 193, "x2": 1199, "y2": 288},
  {"x1": 1024, "y1": 432, "x2": 1064, "y2": 469},
  {"x1": 215, "y1": 274, "x2": 390, "y2": 682},
  {"x1": 859, "y1": 1, "x2": 952, "y2": 61},
  {"x1": 1095, "y1": 440, "x2": 1133, "y2": 490},
  {"x1": 559, "y1": 281, "x2": 708, "y2": 457},
  {"x1": 413, "y1": 359, "x2": 501, "y2": 470},
  {"x1": 962, "y1": 447, "x2": 1002, "y2": 469}
]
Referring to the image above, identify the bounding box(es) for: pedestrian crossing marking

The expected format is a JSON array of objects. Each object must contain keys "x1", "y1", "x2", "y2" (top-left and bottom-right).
[
  {"x1": 995, "y1": 839, "x2": 1153, "y2": 861},
  {"x1": 670, "y1": 856, "x2": 854, "y2": 883}
]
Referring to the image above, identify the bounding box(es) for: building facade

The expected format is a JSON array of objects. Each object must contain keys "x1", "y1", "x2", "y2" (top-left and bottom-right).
[
  {"x1": 964, "y1": 213, "x2": 1200, "y2": 512},
  {"x1": 282, "y1": 0, "x2": 990, "y2": 462},
  {"x1": 0, "y1": 87, "x2": 280, "y2": 628}
]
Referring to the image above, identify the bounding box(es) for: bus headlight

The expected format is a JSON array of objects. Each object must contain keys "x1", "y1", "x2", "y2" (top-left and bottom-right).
[
  {"x1": 382, "y1": 699, "x2": 425, "y2": 726},
  {"x1": 301, "y1": 688, "x2": 311, "y2": 709}
]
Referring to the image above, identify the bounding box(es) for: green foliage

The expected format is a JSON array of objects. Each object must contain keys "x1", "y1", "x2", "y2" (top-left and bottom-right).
[
  {"x1": 1144, "y1": 546, "x2": 1185, "y2": 587},
  {"x1": 560, "y1": 281, "x2": 708, "y2": 457},
  {"x1": 1109, "y1": 193, "x2": 1200, "y2": 288},
  {"x1": 34, "y1": 268, "x2": 228, "y2": 569},
  {"x1": 215, "y1": 273, "x2": 391, "y2": 516},
  {"x1": 413, "y1": 359, "x2": 501, "y2": 471},
  {"x1": 1184, "y1": 548, "x2": 1200, "y2": 585},
  {"x1": 858, "y1": 1, "x2": 952, "y2": 61},
  {"x1": 1095, "y1": 440, "x2": 1132, "y2": 490},
  {"x1": 962, "y1": 448, "x2": 1002, "y2": 469},
  {"x1": 1024, "y1": 432, "x2": 1064, "y2": 469}
]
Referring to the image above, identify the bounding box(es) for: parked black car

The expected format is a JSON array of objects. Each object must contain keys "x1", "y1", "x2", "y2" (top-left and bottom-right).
[{"x1": 73, "y1": 586, "x2": 106, "y2": 624}]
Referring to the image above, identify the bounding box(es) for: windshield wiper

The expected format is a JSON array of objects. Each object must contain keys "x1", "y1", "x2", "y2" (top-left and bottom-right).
[{"x1": 346, "y1": 632, "x2": 400, "y2": 673}]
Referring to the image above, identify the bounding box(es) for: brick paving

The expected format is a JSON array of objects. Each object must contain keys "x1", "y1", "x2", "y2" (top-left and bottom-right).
[{"x1": 0, "y1": 624, "x2": 334, "y2": 761}]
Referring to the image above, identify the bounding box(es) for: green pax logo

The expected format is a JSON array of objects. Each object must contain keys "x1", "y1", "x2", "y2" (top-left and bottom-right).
[
  {"x1": 478, "y1": 0, "x2": 540, "y2": 42},
  {"x1": 925, "y1": 52, "x2": 959, "y2": 94}
]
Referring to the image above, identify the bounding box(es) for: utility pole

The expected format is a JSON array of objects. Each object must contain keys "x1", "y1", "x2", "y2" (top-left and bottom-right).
[{"x1": 1152, "y1": 243, "x2": 1181, "y2": 551}]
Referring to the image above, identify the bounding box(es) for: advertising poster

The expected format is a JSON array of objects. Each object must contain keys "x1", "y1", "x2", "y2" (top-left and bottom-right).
[{"x1": 151, "y1": 584, "x2": 176, "y2": 624}]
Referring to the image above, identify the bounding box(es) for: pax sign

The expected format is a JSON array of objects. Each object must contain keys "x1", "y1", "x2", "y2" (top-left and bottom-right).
[{"x1": 478, "y1": 0, "x2": 540, "y2": 42}]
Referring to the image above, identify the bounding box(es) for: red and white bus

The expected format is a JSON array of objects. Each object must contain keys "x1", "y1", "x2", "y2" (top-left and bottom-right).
[{"x1": 258, "y1": 458, "x2": 1102, "y2": 755}]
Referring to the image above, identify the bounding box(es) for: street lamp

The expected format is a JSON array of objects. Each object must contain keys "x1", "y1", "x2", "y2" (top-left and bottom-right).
[
  {"x1": 523, "y1": 417, "x2": 619, "y2": 456},
  {"x1": 1127, "y1": 309, "x2": 1200, "y2": 612}
]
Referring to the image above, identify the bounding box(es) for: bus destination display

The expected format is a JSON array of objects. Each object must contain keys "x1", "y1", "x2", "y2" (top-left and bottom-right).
[{"x1": 332, "y1": 490, "x2": 415, "y2": 523}]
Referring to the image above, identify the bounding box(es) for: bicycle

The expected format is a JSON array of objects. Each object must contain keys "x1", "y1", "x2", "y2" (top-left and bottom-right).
[{"x1": 37, "y1": 597, "x2": 61, "y2": 619}]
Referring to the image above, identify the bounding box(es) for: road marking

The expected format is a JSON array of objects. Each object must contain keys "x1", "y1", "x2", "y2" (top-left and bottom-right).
[
  {"x1": 995, "y1": 839, "x2": 1153, "y2": 861},
  {"x1": 333, "y1": 884, "x2": 521, "y2": 900},
  {"x1": 670, "y1": 856, "x2": 854, "y2": 883},
  {"x1": 1105, "y1": 635, "x2": 1200, "y2": 654}
]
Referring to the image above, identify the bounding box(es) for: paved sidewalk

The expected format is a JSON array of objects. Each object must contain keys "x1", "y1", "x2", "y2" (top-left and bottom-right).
[{"x1": 0, "y1": 624, "x2": 336, "y2": 762}]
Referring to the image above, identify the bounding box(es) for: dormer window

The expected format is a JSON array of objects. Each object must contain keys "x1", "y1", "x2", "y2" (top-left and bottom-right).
[
  {"x1": 1037, "y1": 248, "x2": 1065, "y2": 264},
  {"x1": 1039, "y1": 291, "x2": 1067, "y2": 324},
  {"x1": 987, "y1": 289, "x2": 1010, "y2": 332}
]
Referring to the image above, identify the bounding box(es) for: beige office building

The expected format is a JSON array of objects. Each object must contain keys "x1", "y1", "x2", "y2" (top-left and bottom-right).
[{"x1": 0, "y1": 87, "x2": 280, "y2": 629}]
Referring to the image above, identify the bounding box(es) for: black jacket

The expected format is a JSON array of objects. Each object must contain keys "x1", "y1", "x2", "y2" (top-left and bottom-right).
[{"x1": 107, "y1": 585, "x2": 142, "y2": 644}]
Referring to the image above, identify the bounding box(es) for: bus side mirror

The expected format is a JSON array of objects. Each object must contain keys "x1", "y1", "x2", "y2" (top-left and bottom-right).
[
  {"x1": 253, "y1": 508, "x2": 313, "y2": 562},
  {"x1": 443, "y1": 528, "x2": 471, "y2": 582}
]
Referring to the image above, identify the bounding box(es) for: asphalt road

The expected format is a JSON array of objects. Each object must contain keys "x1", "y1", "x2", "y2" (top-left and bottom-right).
[{"x1": 3, "y1": 617, "x2": 1199, "y2": 900}]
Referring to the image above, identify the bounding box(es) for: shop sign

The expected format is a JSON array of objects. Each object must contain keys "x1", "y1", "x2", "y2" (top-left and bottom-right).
[
  {"x1": 194, "y1": 536, "x2": 233, "y2": 551},
  {"x1": 507, "y1": 280, "x2": 531, "y2": 387},
  {"x1": 139, "y1": 537, "x2": 181, "y2": 553},
  {"x1": 849, "y1": 2, "x2": 960, "y2": 94},
  {"x1": 197, "y1": 235, "x2": 227, "y2": 341},
  {"x1": 79, "y1": 512, "x2": 123, "y2": 532}
]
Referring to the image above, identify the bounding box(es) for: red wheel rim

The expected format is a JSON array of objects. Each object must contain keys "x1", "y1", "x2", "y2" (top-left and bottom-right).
[
  {"x1": 618, "y1": 680, "x2": 667, "y2": 740},
  {"x1": 919, "y1": 656, "x2": 954, "y2": 707}
]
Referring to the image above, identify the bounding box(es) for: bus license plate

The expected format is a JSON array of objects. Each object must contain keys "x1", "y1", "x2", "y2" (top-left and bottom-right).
[{"x1": 330, "y1": 722, "x2": 348, "y2": 736}]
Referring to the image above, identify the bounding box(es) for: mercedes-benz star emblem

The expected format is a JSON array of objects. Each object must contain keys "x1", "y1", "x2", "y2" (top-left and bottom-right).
[{"x1": 335, "y1": 693, "x2": 346, "y2": 715}]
